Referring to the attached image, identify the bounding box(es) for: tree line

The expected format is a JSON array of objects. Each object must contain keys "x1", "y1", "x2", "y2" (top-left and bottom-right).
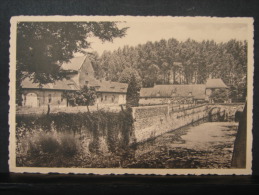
[{"x1": 89, "y1": 38, "x2": 247, "y2": 102}]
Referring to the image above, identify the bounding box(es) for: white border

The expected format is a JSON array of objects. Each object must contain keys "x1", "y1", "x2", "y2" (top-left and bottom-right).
[{"x1": 9, "y1": 16, "x2": 254, "y2": 175}]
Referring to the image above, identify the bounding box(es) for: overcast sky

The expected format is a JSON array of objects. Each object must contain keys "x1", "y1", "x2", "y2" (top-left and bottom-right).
[{"x1": 86, "y1": 21, "x2": 248, "y2": 55}]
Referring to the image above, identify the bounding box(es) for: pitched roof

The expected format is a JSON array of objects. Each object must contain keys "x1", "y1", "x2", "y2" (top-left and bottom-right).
[
  {"x1": 61, "y1": 56, "x2": 86, "y2": 71},
  {"x1": 21, "y1": 77, "x2": 79, "y2": 91},
  {"x1": 140, "y1": 84, "x2": 206, "y2": 99},
  {"x1": 206, "y1": 78, "x2": 228, "y2": 88},
  {"x1": 79, "y1": 56, "x2": 95, "y2": 75},
  {"x1": 96, "y1": 80, "x2": 128, "y2": 93}
]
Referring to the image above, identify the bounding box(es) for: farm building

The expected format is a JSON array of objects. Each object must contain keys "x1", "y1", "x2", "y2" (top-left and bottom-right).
[
  {"x1": 139, "y1": 78, "x2": 228, "y2": 105},
  {"x1": 205, "y1": 78, "x2": 229, "y2": 96},
  {"x1": 21, "y1": 55, "x2": 128, "y2": 107},
  {"x1": 62, "y1": 55, "x2": 128, "y2": 105},
  {"x1": 21, "y1": 78, "x2": 78, "y2": 107}
]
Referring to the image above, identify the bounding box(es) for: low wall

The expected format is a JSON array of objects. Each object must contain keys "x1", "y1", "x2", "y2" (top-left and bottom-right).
[{"x1": 132, "y1": 104, "x2": 209, "y2": 143}]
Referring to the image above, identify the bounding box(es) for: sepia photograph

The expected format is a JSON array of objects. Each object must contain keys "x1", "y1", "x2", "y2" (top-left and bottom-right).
[{"x1": 9, "y1": 16, "x2": 253, "y2": 175}]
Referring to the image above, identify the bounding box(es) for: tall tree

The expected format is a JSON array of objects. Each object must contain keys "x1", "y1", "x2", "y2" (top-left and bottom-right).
[
  {"x1": 119, "y1": 68, "x2": 142, "y2": 109},
  {"x1": 97, "y1": 38, "x2": 247, "y2": 102}
]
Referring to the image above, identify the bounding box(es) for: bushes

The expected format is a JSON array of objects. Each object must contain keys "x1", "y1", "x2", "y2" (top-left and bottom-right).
[
  {"x1": 19, "y1": 131, "x2": 80, "y2": 167},
  {"x1": 16, "y1": 110, "x2": 135, "y2": 167},
  {"x1": 59, "y1": 134, "x2": 79, "y2": 157},
  {"x1": 36, "y1": 134, "x2": 60, "y2": 154}
]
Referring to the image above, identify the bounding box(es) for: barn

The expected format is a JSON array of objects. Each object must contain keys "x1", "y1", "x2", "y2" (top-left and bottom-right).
[
  {"x1": 140, "y1": 78, "x2": 228, "y2": 105},
  {"x1": 20, "y1": 55, "x2": 128, "y2": 107},
  {"x1": 21, "y1": 78, "x2": 78, "y2": 107}
]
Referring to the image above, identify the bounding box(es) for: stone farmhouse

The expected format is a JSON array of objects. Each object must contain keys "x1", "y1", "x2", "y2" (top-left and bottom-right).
[
  {"x1": 21, "y1": 78, "x2": 79, "y2": 107},
  {"x1": 21, "y1": 55, "x2": 128, "y2": 107},
  {"x1": 139, "y1": 78, "x2": 228, "y2": 105}
]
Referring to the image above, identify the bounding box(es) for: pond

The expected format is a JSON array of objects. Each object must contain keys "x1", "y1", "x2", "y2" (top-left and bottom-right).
[{"x1": 125, "y1": 122, "x2": 238, "y2": 168}]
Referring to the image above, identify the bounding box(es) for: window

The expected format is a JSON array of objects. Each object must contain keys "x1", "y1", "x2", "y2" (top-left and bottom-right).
[
  {"x1": 105, "y1": 96, "x2": 107, "y2": 101},
  {"x1": 85, "y1": 81, "x2": 89, "y2": 85}
]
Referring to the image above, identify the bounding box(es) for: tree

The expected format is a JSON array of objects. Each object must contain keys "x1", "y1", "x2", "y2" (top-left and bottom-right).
[
  {"x1": 119, "y1": 68, "x2": 142, "y2": 109},
  {"x1": 210, "y1": 89, "x2": 229, "y2": 103},
  {"x1": 16, "y1": 22, "x2": 128, "y2": 105},
  {"x1": 64, "y1": 86, "x2": 97, "y2": 111},
  {"x1": 142, "y1": 63, "x2": 160, "y2": 87},
  {"x1": 95, "y1": 37, "x2": 247, "y2": 102}
]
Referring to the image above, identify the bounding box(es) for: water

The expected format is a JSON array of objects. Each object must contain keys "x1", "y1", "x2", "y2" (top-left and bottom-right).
[{"x1": 126, "y1": 122, "x2": 238, "y2": 168}]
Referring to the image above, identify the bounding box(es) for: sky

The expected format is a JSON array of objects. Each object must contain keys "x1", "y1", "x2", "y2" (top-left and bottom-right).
[{"x1": 86, "y1": 21, "x2": 248, "y2": 55}]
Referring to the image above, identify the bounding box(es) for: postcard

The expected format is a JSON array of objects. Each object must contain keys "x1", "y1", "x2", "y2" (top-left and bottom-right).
[{"x1": 9, "y1": 16, "x2": 253, "y2": 175}]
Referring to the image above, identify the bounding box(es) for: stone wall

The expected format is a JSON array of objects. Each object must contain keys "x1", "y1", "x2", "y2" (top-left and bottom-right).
[{"x1": 132, "y1": 104, "x2": 209, "y2": 143}]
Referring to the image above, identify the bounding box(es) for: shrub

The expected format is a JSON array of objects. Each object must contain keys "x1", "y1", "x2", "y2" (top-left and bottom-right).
[
  {"x1": 210, "y1": 89, "x2": 229, "y2": 103},
  {"x1": 59, "y1": 133, "x2": 79, "y2": 157},
  {"x1": 40, "y1": 134, "x2": 60, "y2": 154},
  {"x1": 16, "y1": 110, "x2": 135, "y2": 167},
  {"x1": 28, "y1": 133, "x2": 60, "y2": 156}
]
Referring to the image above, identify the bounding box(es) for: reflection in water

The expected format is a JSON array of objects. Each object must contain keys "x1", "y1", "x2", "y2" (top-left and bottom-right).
[{"x1": 125, "y1": 122, "x2": 238, "y2": 168}]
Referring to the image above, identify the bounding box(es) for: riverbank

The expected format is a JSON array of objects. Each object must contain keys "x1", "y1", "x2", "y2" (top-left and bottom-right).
[{"x1": 126, "y1": 122, "x2": 238, "y2": 168}]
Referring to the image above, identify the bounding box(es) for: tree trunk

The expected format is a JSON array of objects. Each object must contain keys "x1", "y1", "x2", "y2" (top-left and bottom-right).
[
  {"x1": 47, "y1": 104, "x2": 50, "y2": 115},
  {"x1": 173, "y1": 67, "x2": 176, "y2": 84}
]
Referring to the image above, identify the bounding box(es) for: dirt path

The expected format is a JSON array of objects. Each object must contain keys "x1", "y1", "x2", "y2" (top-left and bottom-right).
[{"x1": 126, "y1": 122, "x2": 238, "y2": 168}]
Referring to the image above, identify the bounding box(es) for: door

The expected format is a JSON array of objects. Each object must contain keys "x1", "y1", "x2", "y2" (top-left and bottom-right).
[
  {"x1": 118, "y1": 95, "x2": 124, "y2": 104},
  {"x1": 25, "y1": 93, "x2": 38, "y2": 107}
]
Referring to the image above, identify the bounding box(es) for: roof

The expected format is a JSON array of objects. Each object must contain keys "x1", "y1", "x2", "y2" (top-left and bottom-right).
[
  {"x1": 21, "y1": 77, "x2": 79, "y2": 91},
  {"x1": 61, "y1": 56, "x2": 87, "y2": 71},
  {"x1": 140, "y1": 84, "x2": 206, "y2": 99},
  {"x1": 206, "y1": 79, "x2": 228, "y2": 88},
  {"x1": 95, "y1": 80, "x2": 128, "y2": 94},
  {"x1": 85, "y1": 78, "x2": 128, "y2": 94},
  {"x1": 78, "y1": 56, "x2": 95, "y2": 75}
]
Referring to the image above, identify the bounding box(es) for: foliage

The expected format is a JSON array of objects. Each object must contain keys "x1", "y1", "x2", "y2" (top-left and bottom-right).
[
  {"x1": 16, "y1": 110, "x2": 135, "y2": 167},
  {"x1": 16, "y1": 22, "x2": 128, "y2": 105},
  {"x1": 21, "y1": 132, "x2": 79, "y2": 167},
  {"x1": 119, "y1": 68, "x2": 142, "y2": 108},
  {"x1": 89, "y1": 38, "x2": 247, "y2": 101},
  {"x1": 64, "y1": 86, "x2": 97, "y2": 106},
  {"x1": 210, "y1": 89, "x2": 229, "y2": 103},
  {"x1": 59, "y1": 134, "x2": 79, "y2": 157}
]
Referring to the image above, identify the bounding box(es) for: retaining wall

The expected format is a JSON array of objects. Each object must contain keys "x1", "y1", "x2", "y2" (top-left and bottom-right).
[{"x1": 132, "y1": 104, "x2": 209, "y2": 143}]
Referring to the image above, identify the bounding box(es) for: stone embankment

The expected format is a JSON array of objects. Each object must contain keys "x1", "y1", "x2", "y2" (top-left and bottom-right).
[{"x1": 131, "y1": 103, "x2": 244, "y2": 143}]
